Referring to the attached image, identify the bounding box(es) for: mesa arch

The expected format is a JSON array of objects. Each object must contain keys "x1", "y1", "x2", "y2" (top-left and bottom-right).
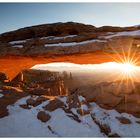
[{"x1": 0, "y1": 51, "x2": 139, "y2": 80}]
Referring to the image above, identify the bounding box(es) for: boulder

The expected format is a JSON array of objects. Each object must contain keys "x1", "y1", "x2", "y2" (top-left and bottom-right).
[
  {"x1": 36, "y1": 96, "x2": 47, "y2": 102},
  {"x1": 43, "y1": 99, "x2": 64, "y2": 111},
  {"x1": 0, "y1": 72, "x2": 8, "y2": 82},
  {"x1": 26, "y1": 98, "x2": 36, "y2": 106},
  {"x1": 116, "y1": 116, "x2": 131, "y2": 124},
  {"x1": 26, "y1": 96, "x2": 47, "y2": 107},
  {"x1": 37, "y1": 111, "x2": 51, "y2": 122}
]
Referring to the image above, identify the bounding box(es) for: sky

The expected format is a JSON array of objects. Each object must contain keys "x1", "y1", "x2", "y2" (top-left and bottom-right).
[{"x1": 0, "y1": 3, "x2": 140, "y2": 34}]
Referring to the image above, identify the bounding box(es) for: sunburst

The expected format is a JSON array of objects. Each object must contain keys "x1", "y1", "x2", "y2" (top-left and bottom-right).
[{"x1": 104, "y1": 42, "x2": 140, "y2": 111}]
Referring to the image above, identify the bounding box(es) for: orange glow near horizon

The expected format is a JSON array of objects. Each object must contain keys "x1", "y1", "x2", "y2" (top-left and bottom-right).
[{"x1": 104, "y1": 46, "x2": 140, "y2": 110}]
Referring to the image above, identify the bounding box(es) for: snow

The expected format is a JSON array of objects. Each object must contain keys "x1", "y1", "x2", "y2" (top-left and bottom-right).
[
  {"x1": 1, "y1": 94, "x2": 140, "y2": 137},
  {"x1": 44, "y1": 39, "x2": 107, "y2": 47},
  {"x1": 53, "y1": 35, "x2": 77, "y2": 40},
  {"x1": 9, "y1": 35, "x2": 77, "y2": 45},
  {"x1": 58, "y1": 96, "x2": 67, "y2": 104},
  {"x1": 0, "y1": 96, "x2": 55, "y2": 137},
  {"x1": 40, "y1": 36, "x2": 54, "y2": 40},
  {"x1": 91, "y1": 102, "x2": 140, "y2": 137},
  {"x1": 78, "y1": 96, "x2": 85, "y2": 102},
  {"x1": 9, "y1": 40, "x2": 26, "y2": 45},
  {"x1": 0, "y1": 89, "x2": 3, "y2": 98},
  {"x1": 0, "y1": 93, "x2": 3, "y2": 98},
  {"x1": 41, "y1": 35, "x2": 77, "y2": 40},
  {"x1": 81, "y1": 104, "x2": 88, "y2": 110},
  {"x1": 0, "y1": 95, "x2": 103, "y2": 137},
  {"x1": 11, "y1": 45, "x2": 24, "y2": 48},
  {"x1": 48, "y1": 109, "x2": 104, "y2": 137},
  {"x1": 105, "y1": 30, "x2": 140, "y2": 39},
  {"x1": 79, "y1": 115, "x2": 106, "y2": 137}
]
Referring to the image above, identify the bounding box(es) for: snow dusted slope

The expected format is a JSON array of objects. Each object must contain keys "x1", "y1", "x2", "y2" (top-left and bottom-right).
[
  {"x1": 0, "y1": 96, "x2": 55, "y2": 137},
  {"x1": 104, "y1": 29, "x2": 140, "y2": 39},
  {"x1": 0, "y1": 22, "x2": 140, "y2": 56},
  {"x1": 0, "y1": 94, "x2": 140, "y2": 137},
  {"x1": 91, "y1": 102, "x2": 140, "y2": 137},
  {"x1": 0, "y1": 96, "x2": 103, "y2": 137}
]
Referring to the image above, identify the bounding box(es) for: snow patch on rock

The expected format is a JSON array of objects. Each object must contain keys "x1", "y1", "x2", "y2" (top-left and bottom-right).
[
  {"x1": 12, "y1": 45, "x2": 24, "y2": 48},
  {"x1": 0, "y1": 93, "x2": 3, "y2": 98},
  {"x1": 91, "y1": 102, "x2": 140, "y2": 137},
  {"x1": 45, "y1": 39, "x2": 107, "y2": 47},
  {"x1": 9, "y1": 40, "x2": 26, "y2": 45},
  {"x1": 105, "y1": 30, "x2": 140, "y2": 39}
]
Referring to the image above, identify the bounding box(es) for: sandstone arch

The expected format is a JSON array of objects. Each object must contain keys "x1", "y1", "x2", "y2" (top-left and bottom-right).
[{"x1": 0, "y1": 51, "x2": 139, "y2": 80}]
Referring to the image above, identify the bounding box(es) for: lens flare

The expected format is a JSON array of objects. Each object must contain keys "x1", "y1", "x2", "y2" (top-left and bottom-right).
[
  {"x1": 120, "y1": 62, "x2": 136, "y2": 73},
  {"x1": 104, "y1": 43, "x2": 140, "y2": 111}
]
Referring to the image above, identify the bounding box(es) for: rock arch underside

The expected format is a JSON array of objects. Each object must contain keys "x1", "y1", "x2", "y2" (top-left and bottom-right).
[{"x1": 0, "y1": 51, "x2": 139, "y2": 81}]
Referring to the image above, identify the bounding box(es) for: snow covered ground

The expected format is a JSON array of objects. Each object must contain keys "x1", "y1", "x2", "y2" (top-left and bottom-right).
[
  {"x1": 91, "y1": 102, "x2": 140, "y2": 137},
  {"x1": 0, "y1": 94, "x2": 140, "y2": 137},
  {"x1": 0, "y1": 96, "x2": 54, "y2": 137},
  {"x1": 0, "y1": 96, "x2": 103, "y2": 137}
]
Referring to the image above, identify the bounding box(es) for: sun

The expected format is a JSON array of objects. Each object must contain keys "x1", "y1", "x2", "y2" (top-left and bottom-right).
[{"x1": 120, "y1": 62, "x2": 136, "y2": 73}]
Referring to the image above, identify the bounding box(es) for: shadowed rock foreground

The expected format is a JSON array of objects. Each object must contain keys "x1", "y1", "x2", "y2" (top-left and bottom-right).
[{"x1": 1, "y1": 69, "x2": 140, "y2": 119}]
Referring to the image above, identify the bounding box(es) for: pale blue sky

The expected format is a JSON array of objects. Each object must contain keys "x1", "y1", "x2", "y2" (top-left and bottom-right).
[{"x1": 0, "y1": 3, "x2": 140, "y2": 33}]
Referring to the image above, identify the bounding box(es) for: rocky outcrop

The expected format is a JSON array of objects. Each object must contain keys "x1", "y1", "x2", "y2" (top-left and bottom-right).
[
  {"x1": 0, "y1": 22, "x2": 140, "y2": 56},
  {"x1": 26, "y1": 96, "x2": 47, "y2": 107},
  {"x1": 1, "y1": 22, "x2": 140, "y2": 43},
  {"x1": 43, "y1": 99, "x2": 64, "y2": 111},
  {"x1": 77, "y1": 108, "x2": 90, "y2": 116},
  {"x1": 75, "y1": 80, "x2": 140, "y2": 117},
  {"x1": 66, "y1": 94, "x2": 81, "y2": 109},
  {"x1": 37, "y1": 111, "x2": 51, "y2": 122},
  {"x1": 0, "y1": 22, "x2": 96, "y2": 42},
  {"x1": 0, "y1": 85, "x2": 26, "y2": 118},
  {"x1": 0, "y1": 72, "x2": 8, "y2": 83},
  {"x1": 12, "y1": 69, "x2": 67, "y2": 96},
  {"x1": 116, "y1": 116, "x2": 131, "y2": 124}
]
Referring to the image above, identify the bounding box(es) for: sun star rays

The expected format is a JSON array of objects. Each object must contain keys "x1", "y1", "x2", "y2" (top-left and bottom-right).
[{"x1": 104, "y1": 41, "x2": 140, "y2": 111}]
